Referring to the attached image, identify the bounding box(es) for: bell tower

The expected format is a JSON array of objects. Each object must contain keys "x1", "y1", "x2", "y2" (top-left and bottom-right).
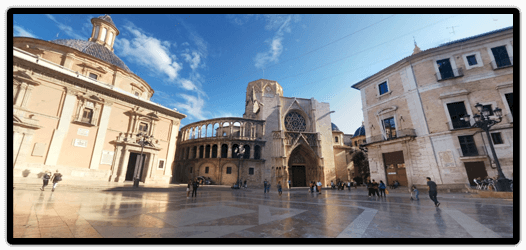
[{"x1": 89, "y1": 14, "x2": 119, "y2": 52}]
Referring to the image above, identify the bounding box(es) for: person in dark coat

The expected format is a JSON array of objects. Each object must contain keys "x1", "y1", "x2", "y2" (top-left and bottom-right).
[
  {"x1": 192, "y1": 178, "x2": 199, "y2": 197},
  {"x1": 186, "y1": 180, "x2": 192, "y2": 198},
  {"x1": 41, "y1": 171, "x2": 51, "y2": 191},
  {"x1": 50, "y1": 170, "x2": 62, "y2": 192},
  {"x1": 426, "y1": 177, "x2": 440, "y2": 207}
]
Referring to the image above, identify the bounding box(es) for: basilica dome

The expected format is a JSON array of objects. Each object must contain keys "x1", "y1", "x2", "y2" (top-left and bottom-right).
[{"x1": 50, "y1": 39, "x2": 132, "y2": 73}]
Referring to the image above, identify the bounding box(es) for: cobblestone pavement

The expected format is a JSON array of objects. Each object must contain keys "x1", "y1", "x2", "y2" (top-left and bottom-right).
[{"x1": 12, "y1": 185, "x2": 514, "y2": 238}]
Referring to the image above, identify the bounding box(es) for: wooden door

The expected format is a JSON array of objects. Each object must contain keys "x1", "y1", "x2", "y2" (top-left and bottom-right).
[{"x1": 464, "y1": 161, "x2": 488, "y2": 186}]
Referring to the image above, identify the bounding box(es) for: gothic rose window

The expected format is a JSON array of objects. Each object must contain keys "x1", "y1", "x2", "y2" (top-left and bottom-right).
[{"x1": 284, "y1": 111, "x2": 307, "y2": 132}]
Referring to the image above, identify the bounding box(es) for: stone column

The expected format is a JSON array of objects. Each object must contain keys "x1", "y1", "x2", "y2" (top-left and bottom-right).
[
  {"x1": 15, "y1": 133, "x2": 34, "y2": 169},
  {"x1": 217, "y1": 142, "x2": 222, "y2": 158},
  {"x1": 14, "y1": 83, "x2": 27, "y2": 107},
  {"x1": 164, "y1": 121, "x2": 179, "y2": 177},
  {"x1": 147, "y1": 153, "x2": 157, "y2": 180},
  {"x1": 13, "y1": 132, "x2": 24, "y2": 167},
  {"x1": 20, "y1": 85, "x2": 34, "y2": 108},
  {"x1": 250, "y1": 143, "x2": 255, "y2": 159},
  {"x1": 89, "y1": 102, "x2": 113, "y2": 170},
  {"x1": 118, "y1": 149, "x2": 131, "y2": 183},
  {"x1": 45, "y1": 90, "x2": 77, "y2": 166},
  {"x1": 196, "y1": 145, "x2": 201, "y2": 159},
  {"x1": 110, "y1": 145, "x2": 124, "y2": 182},
  {"x1": 227, "y1": 142, "x2": 232, "y2": 158}
]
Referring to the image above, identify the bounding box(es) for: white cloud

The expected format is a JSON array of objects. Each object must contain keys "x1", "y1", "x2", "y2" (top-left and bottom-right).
[
  {"x1": 45, "y1": 14, "x2": 84, "y2": 40},
  {"x1": 13, "y1": 25, "x2": 37, "y2": 38},
  {"x1": 226, "y1": 14, "x2": 256, "y2": 26},
  {"x1": 115, "y1": 23, "x2": 183, "y2": 81},
  {"x1": 182, "y1": 51, "x2": 201, "y2": 70},
  {"x1": 253, "y1": 14, "x2": 300, "y2": 69},
  {"x1": 181, "y1": 42, "x2": 190, "y2": 46},
  {"x1": 172, "y1": 94, "x2": 208, "y2": 120}
]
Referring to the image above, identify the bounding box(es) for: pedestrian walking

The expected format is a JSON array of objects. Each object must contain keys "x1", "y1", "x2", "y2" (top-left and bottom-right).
[
  {"x1": 288, "y1": 180, "x2": 291, "y2": 189},
  {"x1": 50, "y1": 170, "x2": 62, "y2": 192},
  {"x1": 278, "y1": 181, "x2": 283, "y2": 196},
  {"x1": 186, "y1": 180, "x2": 192, "y2": 198},
  {"x1": 266, "y1": 182, "x2": 271, "y2": 193},
  {"x1": 411, "y1": 185, "x2": 420, "y2": 201},
  {"x1": 347, "y1": 181, "x2": 351, "y2": 191},
  {"x1": 309, "y1": 181, "x2": 314, "y2": 193},
  {"x1": 191, "y1": 178, "x2": 199, "y2": 197},
  {"x1": 264, "y1": 179, "x2": 268, "y2": 193},
  {"x1": 379, "y1": 180, "x2": 386, "y2": 197},
  {"x1": 331, "y1": 180, "x2": 335, "y2": 189},
  {"x1": 354, "y1": 180, "x2": 357, "y2": 189},
  {"x1": 317, "y1": 180, "x2": 322, "y2": 194},
  {"x1": 244, "y1": 180, "x2": 247, "y2": 189},
  {"x1": 426, "y1": 177, "x2": 439, "y2": 207},
  {"x1": 40, "y1": 171, "x2": 50, "y2": 191}
]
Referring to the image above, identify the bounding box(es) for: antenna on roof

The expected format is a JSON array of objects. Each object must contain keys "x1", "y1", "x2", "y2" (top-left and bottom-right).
[
  {"x1": 447, "y1": 26, "x2": 459, "y2": 35},
  {"x1": 413, "y1": 36, "x2": 417, "y2": 46}
]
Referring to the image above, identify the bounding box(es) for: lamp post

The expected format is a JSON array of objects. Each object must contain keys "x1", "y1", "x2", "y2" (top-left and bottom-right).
[
  {"x1": 234, "y1": 145, "x2": 245, "y2": 188},
  {"x1": 133, "y1": 132, "x2": 154, "y2": 188},
  {"x1": 462, "y1": 103, "x2": 511, "y2": 192}
]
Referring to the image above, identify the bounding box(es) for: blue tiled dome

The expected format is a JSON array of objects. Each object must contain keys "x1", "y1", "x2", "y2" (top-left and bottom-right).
[
  {"x1": 331, "y1": 123, "x2": 340, "y2": 132},
  {"x1": 352, "y1": 124, "x2": 366, "y2": 137},
  {"x1": 50, "y1": 39, "x2": 132, "y2": 73}
]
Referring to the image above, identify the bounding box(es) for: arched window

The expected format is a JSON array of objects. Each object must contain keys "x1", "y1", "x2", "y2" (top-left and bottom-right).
[
  {"x1": 192, "y1": 146, "x2": 197, "y2": 159},
  {"x1": 212, "y1": 145, "x2": 218, "y2": 158},
  {"x1": 205, "y1": 145, "x2": 211, "y2": 158},
  {"x1": 254, "y1": 145, "x2": 261, "y2": 160},
  {"x1": 199, "y1": 145, "x2": 204, "y2": 158},
  {"x1": 185, "y1": 147, "x2": 189, "y2": 159},
  {"x1": 335, "y1": 136, "x2": 339, "y2": 143},
  {"x1": 243, "y1": 145, "x2": 250, "y2": 159},
  {"x1": 284, "y1": 111, "x2": 307, "y2": 132},
  {"x1": 221, "y1": 144, "x2": 228, "y2": 158},
  {"x1": 205, "y1": 167, "x2": 209, "y2": 174}
]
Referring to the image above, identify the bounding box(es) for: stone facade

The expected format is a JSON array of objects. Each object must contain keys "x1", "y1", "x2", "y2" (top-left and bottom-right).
[
  {"x1": 175, "y1": 79, "x2": 339, "y2": 188},
  {"x1": 13, "y1": 15, "x2": 186, "y2": 184},
  {"x1": 352, "y1": 27, "x2": 514, "y2": 189}
]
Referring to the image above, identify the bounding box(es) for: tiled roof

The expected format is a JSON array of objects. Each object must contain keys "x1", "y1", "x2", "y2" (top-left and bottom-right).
[
  {"x1": 50, "y1": 39, "x2": 132, "y2": 73},
  {"x1": 352, "y1": 125, "x2": 366, "y2": 138},
  {"x1": 331, "y1": 123, "x2": 341, "y2": 132}
]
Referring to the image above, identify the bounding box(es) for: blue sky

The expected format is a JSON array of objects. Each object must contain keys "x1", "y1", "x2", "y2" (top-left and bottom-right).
[{"x1": 13, "y1": 14, "x2": 513, "y2": 134}]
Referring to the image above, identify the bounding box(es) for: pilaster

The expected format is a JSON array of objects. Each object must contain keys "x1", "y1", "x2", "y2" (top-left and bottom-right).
[
  {"x1": 89, "y1": 102, "x2": 113, "y2": 169},
  {"x1": 44, "y1": 90, "x2": 77, "y2": 166}
]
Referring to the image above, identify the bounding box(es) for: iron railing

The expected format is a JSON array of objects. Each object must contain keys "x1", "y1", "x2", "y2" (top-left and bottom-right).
[
  {"x1": 447, "y1": 120, "x2": 472, "y2": 130},
  {"x1": 435, "y1": 67, "x2": 464, "y2": 81},
  {"x1": 365, "y1": 129, "x2": 416, "y2": 144},
  {"x1": 458, "y1": 146, "x2": 488, "y2": 157}
]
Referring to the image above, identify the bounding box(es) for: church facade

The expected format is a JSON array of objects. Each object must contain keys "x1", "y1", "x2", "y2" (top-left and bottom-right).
[
  {"x1": 13, "y1": 15, "x2": 186, "y2": 184},
  {"x1": 174, "y1": 79, "x2": 345, "y2": 187}
]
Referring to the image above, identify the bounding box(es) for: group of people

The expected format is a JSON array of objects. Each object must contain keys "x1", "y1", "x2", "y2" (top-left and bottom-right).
[
  {"x1": 390, "y1": 180, "x2": 400, "y2": 189},
  {"x1": 309, "y1": 181, "x2": 322, "y2": 194},
  {"x1": 40, "y1": 170, "x2": 62, "y2": 192},
  {"x1": 186, "y1": 178, "x2": 200, "y2": 198},
  {"x1": 365, "y1": 179, "x2": 387, "y2": 197},
  {"x1": 330, "y1": 179, "x2": 358, "y2": 191}
]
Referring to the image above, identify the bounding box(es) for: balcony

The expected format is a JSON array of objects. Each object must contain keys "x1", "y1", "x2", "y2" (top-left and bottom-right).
[
  {"x1": 447, "y1": 120, "x2": 472, "y2": 130},
  {"x1": 365, "y1": 129, "x2": 416, "y2": 144},
  {"x1": 491, "y1": 57, "x2": 513, "y2": 70},
  {"x1": 458, "y1": 146, "x2": 487, "y2": 158},
  {"x1": 435, "y1": 67, "x2": 464, "y2": 81}
]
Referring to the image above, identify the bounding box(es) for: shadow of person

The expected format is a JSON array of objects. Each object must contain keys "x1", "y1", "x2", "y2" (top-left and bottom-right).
[
  {"x1": 22, "y1": 169, "x2": 31, "y2": 177},
  {"x1": 434, "y1": 207, "x2": 447, "y2": 236},
  {"x1": 36, "y1": 171, "x2": 45, "y2": 178}
]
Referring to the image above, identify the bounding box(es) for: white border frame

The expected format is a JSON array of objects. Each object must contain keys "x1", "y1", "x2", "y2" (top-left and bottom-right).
[
  {"x1": 433, "y1": 56, "x2": 460, "y2": 81},
  {"x1": 157, "y1": 159, "x2": 165, "y2": 170},
  {"x1": 376, "y1": 79, "x2": 391, "y2": 97},
  {"x1": 441, "y1": 95, "x2": 474, "y2": 130}
]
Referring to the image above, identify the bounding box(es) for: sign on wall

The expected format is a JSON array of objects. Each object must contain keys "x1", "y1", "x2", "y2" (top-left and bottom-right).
[
  {"x1": 73, "y1": 139, "x2": 88, "y2": 148},
  {"x1": 100, "y1": 150, "x2": 114, "y2": 165}
]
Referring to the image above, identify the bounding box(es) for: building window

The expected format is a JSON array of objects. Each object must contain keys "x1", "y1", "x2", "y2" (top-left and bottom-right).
[
  {"x1": 437, "y1": 58, "x2": 455, "y2": 80},
  {"x1": 249, "y1": 168, "x2": 254, "y2": 175},
  {"x1": 482, "y1": 104, "x2": 494, "y2": 116},
  {"x1": 223, "y1": 132, "x2": 227, "y2": 136},
  {"x1": 363, "y1": 139, "x2": 366, "y2": 143},
  {"x1": 505, "y1": 93, "x2": 513, "y2": 117},
  {"x1": 254, "y1": 145, "x2": 261, "y2": 160},
  {"x1": 226, "y1": 167, "x2": 232, "y2": 174},
  {"x1": 88, "y1": 73, "x2": 98, "y2": 80},
  {"x1": 81, "y1": 108, "x2": 93, "y2": 123},
  {"x1": 458, "y1": 135, "x2": 478, "y2": 157},
  {"x1": 378, "y1": 81, "x2": 388, "y2": 96},
  {"x1": 205, "y1": 166, "x2": 209, "y2": 174},
  {"x1": 491, "y1": 45, "x2": 512, "y2": 68},
  {"x1": 491, "y1": 133, "x2": 504, "y2": 145},
  {"x1": 335, "y1": 137, "x2": 338, "y2": 143},
  {"x1": 354, "y1": 141, "x2": 358, "y2": 146},
  {"x1": 382, "y1": 117, "x2": 396, "y2": 139},
  {"x1": 135, "y1": 92, "x2": 140, "y2": 97},
  {"x1": 447, "y1": 102, "x2": 470, "y2": 129},
  {"x1": 190, "y1": 167, "x2": 193, "y2": 173},
  {"x1": 139, "y1": 123, "x2": 148, "y2": 133},
  {"x1": 158, "y1": 159, "x2": 165, "y2": 169},
  {"x1": 466, "y1": 55, "x2": 478, "y2": 66}
]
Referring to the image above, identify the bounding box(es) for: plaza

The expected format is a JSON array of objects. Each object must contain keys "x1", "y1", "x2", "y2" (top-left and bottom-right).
[{"x1": 12, "y1": 184, "x2": 513, "y2": 238}]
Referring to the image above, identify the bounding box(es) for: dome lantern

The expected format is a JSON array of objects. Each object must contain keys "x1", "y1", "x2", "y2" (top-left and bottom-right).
[{"x1": 89, "y1": 14, "x2": 119, "y2": 52}]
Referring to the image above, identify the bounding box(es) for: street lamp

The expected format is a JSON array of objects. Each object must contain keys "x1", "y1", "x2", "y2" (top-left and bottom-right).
[
  {"x1": 463, "y1": 103, "x2": 510, "y2": 192},
  {"x1": 234, "y1": 145, "x2": 245, "y2": 188},
  {"x1": 133, "y1": 132, "x2": 154, "y2": 188}
]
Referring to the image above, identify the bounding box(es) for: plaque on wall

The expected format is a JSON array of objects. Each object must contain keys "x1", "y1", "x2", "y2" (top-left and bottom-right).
[
  {"x1": 77, "y1": 128, "x2": 89, "y2": 136},
  {"x1": 73, "y1": 139, "x2": 88, "y2": 148},
  {"x1": 100, "y1": 150, "x2": 114, "y2": 165}
]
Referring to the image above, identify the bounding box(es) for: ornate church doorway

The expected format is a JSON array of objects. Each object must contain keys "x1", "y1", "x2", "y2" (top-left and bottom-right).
[{"x1": 287, "y1": 144, "x2": 318, "y2": 187}]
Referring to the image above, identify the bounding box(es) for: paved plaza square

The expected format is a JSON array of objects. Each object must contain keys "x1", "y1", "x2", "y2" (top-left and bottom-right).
[{"x1": 12, "y1": 185, "x2": 514, "y2": 239}]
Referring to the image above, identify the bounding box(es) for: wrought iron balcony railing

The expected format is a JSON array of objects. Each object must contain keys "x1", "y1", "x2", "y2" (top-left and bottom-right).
[
  {"x1": 435, "y1": 67, "x2": 464, "y2": 81},
  {"x1": 458, "y1": 146, "x2": 488, "y2": 157},
  {"x1": 447, "y1": 120, "x2": 472, "y2": 130},
  {"x1": 365, "y1": 129, "x2": 416, "y2": 144}
]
